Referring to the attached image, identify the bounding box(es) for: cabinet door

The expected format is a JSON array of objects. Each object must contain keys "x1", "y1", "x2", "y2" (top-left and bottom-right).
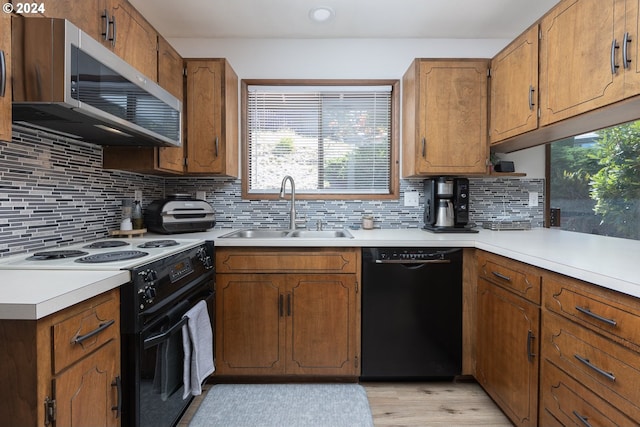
[
  {"x1": 539, "y1": 0, "x2": 626, "y2": 126},
  {"x1": 186, "y1": 60, "x2": 224, "y2": 173},
  {"x1": 42, "y1": 0, "x2": 107, "y2": 40},
  {"x1": 54, "y1": 340, "x2": 119, "y2": 427},
  {"x1": 0, "y1": 12, "x2": 11, "y2": 142},
  {"x1": 412, "y1": 60, "x2": 488, "y2": 175},
  {"x1": 285, "y1": 275, "x2": 359, "y2": 376},
  {"x1": 625, "y1": 0, "x2": 640, "y2": 95},
  {"x1": 108, "y1": 0, "x2": 157, "y2": 81},
  {"x1": 157, "y1": 37, "x2": 185, "y2": 173},
  {"x1": 489, "y1": 25, "x2": 539, "y2": 144},
  {"x1": 476, "y1": 278, "x2": 539, "y2": 427},
  {"x1": 215, "y1": 274, "x2": 285, "y2": 375}
]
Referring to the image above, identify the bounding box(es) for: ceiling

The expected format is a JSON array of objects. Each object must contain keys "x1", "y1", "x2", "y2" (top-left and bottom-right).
[{"x1": 129, "y1": 0, "x2": 560, "y2": 40}]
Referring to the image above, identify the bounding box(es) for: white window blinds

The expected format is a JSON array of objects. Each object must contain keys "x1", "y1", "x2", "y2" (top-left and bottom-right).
[{"x1": 246, "y1": 85, "x2": 392, "y2": 195}]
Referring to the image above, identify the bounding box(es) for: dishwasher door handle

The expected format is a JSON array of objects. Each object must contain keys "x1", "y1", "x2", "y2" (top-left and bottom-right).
[{"x1": 375, "y1": 259, "x2": 451, "y2": 264}]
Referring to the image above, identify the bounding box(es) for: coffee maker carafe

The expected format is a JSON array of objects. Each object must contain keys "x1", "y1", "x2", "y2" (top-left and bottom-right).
[{"x1": 423, "y1": 177, "x2": 476, "y2": 232}]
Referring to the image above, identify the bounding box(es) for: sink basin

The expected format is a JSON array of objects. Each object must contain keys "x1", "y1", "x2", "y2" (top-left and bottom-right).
[
  {"x1": 287, "y1": 230, "x2": 354, "y2": 239},
  {"x1": 219, "y1": 229, "x2": 354, "y2": 239},
  {"x1": 219, "y1": 229, "x2": 291, "y2": 239}
]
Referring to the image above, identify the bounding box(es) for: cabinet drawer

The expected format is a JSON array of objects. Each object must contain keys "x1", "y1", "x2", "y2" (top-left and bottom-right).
[
  {"x1": 541, "y1": 360, "x2": 636, "y2": 427},
  {"x1": 477, "y1": 251, "x2": 541, "y2": 304},
  {"x1": 52, "y1": 290, "x2": 120, "y2": 374},
  {"x1": 216, "y1": 247, "x2": 359, "y2": 274},
  {"x1": 542, "y1": 311, "x2": 640, "y2": 421},
  {"x1": 544, "y1": 273, "x2": 640, "y2": 349}
]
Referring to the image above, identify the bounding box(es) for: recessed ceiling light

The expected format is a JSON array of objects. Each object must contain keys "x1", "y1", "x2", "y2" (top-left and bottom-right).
[{"x1": 309, "y1": 7, "x2": 334, "y2": 23}]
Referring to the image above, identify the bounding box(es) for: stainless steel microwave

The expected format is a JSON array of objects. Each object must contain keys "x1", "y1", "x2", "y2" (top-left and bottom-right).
[{"x1": 11, "y1": 17, "x2": 182, "y2": 147}]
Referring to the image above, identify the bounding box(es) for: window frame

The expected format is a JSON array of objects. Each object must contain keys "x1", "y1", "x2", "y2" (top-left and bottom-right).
[{"x1": 240, "y1": 79, "x2": 400, "y2": 200}]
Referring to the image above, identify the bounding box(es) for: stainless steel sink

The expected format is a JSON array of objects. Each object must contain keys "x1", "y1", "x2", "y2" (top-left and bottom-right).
[
  {"x1": 219, "y1": 229, "x2": 291, "y2": 239},
  {"x1": 287, "y1": 229, "x2": 354, "y2": 239},
  {"x1": 219, "y1": 228, "x2": 354, "y2": 239}
]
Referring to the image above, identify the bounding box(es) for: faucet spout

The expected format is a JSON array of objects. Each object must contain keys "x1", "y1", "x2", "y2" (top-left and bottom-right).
[{"x1": 279, "y1": 175, "x2": 297, "y2": 229}]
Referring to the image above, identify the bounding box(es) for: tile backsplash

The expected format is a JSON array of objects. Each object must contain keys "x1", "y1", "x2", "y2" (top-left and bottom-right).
[{"x1": 0, "y1": 129, "x2": 544, "y2": 256}]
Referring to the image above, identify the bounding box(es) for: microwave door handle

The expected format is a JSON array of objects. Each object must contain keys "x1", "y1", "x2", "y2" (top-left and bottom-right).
[{"x1": 143, "y1": 317, "x2": 188, "y2": 349}]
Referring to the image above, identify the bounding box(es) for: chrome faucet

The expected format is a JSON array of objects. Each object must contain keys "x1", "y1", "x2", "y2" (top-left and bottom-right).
[{"x1": 279, "y1": 175, "x2": 297, "y2": 229}]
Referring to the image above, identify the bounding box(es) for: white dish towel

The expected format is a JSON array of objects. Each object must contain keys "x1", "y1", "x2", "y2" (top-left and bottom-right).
[{"x1": 182, "y1": 300, "x2": 215, "y2": 399}]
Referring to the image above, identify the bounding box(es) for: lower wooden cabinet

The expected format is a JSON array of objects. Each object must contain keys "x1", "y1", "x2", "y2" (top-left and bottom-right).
[
  {"x1": 215, "y1": 248, "x2": 360, "y2": 377},
  {"x1": 476, "y1": 276, "x2": 540, "y2": 427},
  {"x1": 540, "y1": 272, "x2": 640, "y2": 425},
  {"x1": 0, "y1": 288, "x2": 121, "y2": 426}
]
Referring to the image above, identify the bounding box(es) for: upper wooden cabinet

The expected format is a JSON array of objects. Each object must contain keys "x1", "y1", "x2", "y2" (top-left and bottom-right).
[
  {"x1": 103, "y1": 37, "x2": 185, "y2": 174},
  {"x1": 539, "y1": 0, "x2": 639, "y2": 126},
  {"x1": 402, "y1": 59, "x2": 489, "y2": 177},
  {"x1": 489, "y1": 25, "x2": 539, "y2": 144},
  {"x1": 185, "y1": 59, "x2": 239, "y2": 176},
  {"x1": 0, "y1": 12, "x2": 12, "y2": 142},
  {"x1": 44, "y1": 0, "x2": 158, "y2": 81}
]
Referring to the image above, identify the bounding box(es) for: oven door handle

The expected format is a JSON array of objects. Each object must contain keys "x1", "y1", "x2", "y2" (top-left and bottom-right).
[{"x1": 144, "y1": 317, "x2": 188, "y2": 349}]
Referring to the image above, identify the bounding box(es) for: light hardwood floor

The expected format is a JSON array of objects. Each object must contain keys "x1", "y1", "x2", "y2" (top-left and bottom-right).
[
  {"x1": 179, "y1": 381, "x2": 513, "y2": 426},
  {"x1": 363, "y1": 381, "x2": 512, "y2": 426}
]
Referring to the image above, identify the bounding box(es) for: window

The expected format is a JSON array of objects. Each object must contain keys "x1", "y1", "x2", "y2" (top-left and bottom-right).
[
  {"x1": 242, "y1": 80, "x2": 399, "y2": 199},
  {"x1": 547, "y1": 120, "x2": 640, "y2": 241}
]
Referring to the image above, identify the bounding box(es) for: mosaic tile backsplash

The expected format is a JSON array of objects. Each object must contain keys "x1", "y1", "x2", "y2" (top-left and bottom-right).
[{"x1": 0, "y1": 129, "x2": 544, "y2": 256}]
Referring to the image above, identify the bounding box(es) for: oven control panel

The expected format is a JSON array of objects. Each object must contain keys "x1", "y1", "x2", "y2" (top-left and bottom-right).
[{"x1": 169, "y1": 258, "x2": 193, "y2": 282}]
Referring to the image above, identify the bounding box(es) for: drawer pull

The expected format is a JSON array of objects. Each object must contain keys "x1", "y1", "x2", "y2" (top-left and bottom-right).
[
  {"x1": 72, "y1": 319, "x2": 115, "y2": 345},
  {"x1": 491, "y1": 271, "x2": 511, "y2": 282},
  {"x1": 572, "y1": 410, "x2": 593, "y2": 427},
  {"x1": 574, "y1": 354, "x2": 616, "y2": 382},
  {"x1": 575, "y1": 305, "x2": 617, "y2": 327}
]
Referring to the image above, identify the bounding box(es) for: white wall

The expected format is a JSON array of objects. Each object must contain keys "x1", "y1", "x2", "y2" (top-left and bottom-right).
[
  {"x1": 170, "y1": 37, "x2": 509, "y2": 78},
  {"x1": 170, "y1": 37, "x2": 546, "y2": 177}
]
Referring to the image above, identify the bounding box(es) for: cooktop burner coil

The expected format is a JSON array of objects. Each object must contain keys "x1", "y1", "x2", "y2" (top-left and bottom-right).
[
  {"x1": 83, "y1": 240, "x2": 129, "y2": 249},
  {"x1": 27, "y1": 250, "x2": 90, "y2": 260},
  {"x1": 137, "y1": 240, "x2": 179, "y2": 248},
  {"x1": 75, "y1": 251, "x2": 149, "y2": 263}
]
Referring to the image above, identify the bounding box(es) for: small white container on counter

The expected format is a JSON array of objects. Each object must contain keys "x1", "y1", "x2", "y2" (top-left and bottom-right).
[{"x1": 362, "y1": 215, "x2": 374, "y2": 230}]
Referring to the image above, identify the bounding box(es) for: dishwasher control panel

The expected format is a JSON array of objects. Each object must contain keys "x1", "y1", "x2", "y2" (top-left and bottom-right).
[{"x1": 368, "y1": 247, "x2": 460, "y2": 262}]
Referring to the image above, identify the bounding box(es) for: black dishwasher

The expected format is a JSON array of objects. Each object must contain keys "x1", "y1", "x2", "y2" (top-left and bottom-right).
[{"x1": 360, "y1": 247, "x2": 462, "y2": 380}]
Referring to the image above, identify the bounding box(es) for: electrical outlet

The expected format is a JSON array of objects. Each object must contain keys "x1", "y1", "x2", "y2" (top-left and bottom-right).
[
  {"x1": 404, "y1": 191, "x2": 419, "y2": 207},
  {"x1": 528, "y1": 191, "x2": 538, "y2": 207},
  {"x1": 134, "y1": 190, "x2": 142, "y2": 201}
]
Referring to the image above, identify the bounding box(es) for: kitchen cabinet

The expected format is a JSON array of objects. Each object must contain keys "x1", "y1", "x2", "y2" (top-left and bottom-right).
[
  {"x1": 185, "y1": 59, "x2": 239, "y2": 176},
  {"x1": 475, "y1": 251, "x2": 541, "y2": 427},
  {"x1": 402, "y1": 58, "x2": 489, "y2": 177},
  {"x1": 215, "y1": 247, "x2": 360, "y2": 377},
  {"x1": 489, "y1": 25, "x2": 539, "y2": 144},
  {"x1": 103, "y1": 37, "x2": 185, "y2": 174},
  {"x1": 44, "y1": 0, "x2": 158, "y2": 81},
  {"x1": 539, "y1": 0, "x2": 640, "y2": 126},
  {"x1": 540, "y1": 272, "x2": 640, "y2": 425},
  {"x1": 0, "y1": 12, "x2": 11, "y2": 142},
  {"x1": 0, "y1": 288, "x2": 121, "y2": 426}
]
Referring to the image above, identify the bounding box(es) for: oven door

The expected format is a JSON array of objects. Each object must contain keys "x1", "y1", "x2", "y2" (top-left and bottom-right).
[{"x1": 123, "y1": 283, "x2": 214, "y2": 427}]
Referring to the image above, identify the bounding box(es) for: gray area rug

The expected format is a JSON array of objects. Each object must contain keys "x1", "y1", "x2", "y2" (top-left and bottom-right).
[{"x1": 188, "y1": 383, "x2": 375, "y2": 427}]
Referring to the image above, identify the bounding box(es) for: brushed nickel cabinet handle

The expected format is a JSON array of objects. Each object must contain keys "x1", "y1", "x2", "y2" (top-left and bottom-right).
[
  {"x1": 111, "y1": 376, "x2": 122, "y2": 418},
  {"x1": 572, "y1": 410, "x2": 592, "y2": 427},
  {"x1": 214, "y1": 136, "x2": 219, "y2": 157},
  {"x1": 574, "y1": 354, "x2": 616, "y2": 382},
  {"x1": 73, "y1": 319, "x2": 115, "y2": 344},
  {"x1": 528, "y1": 85, "x2": 535, "y2": 110},
  {"x1": 575, "y1": 305, "x2": 617, "y2": 327},
  {"x1": 611, "y1": 39, "x2": 620, "y2": 74},
  {"x1": 526, "y1": 330, "x2": 535, "y2": 362},
  {"x1": 0, "y1": 49, "x2": 5, "y2": 98},
  {"x1": 623, "y1": 32, "x2": 632, "y2": 69},
  {"x1": 491, "y1": 271, "x2": 511, "y2": 282},
  {"x1": 101, "y1": 10, "x2": 110, "y2": 41}
]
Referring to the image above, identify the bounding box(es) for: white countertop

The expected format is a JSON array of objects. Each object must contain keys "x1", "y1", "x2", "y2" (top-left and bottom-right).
[
  {"x1": 1, "y1": 227, "x2": 639, "y2": 320},
  {"x1": 195, "y1": 227, "x2": 640, "y2": 299},
  {"x1": 0, "y1": 270, "x2": 130, "y2": 320}
]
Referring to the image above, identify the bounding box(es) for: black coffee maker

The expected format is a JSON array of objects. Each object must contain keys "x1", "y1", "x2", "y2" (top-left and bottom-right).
[{"x1": 423, "y1": 177, "x2": 477, "y2": 233}]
